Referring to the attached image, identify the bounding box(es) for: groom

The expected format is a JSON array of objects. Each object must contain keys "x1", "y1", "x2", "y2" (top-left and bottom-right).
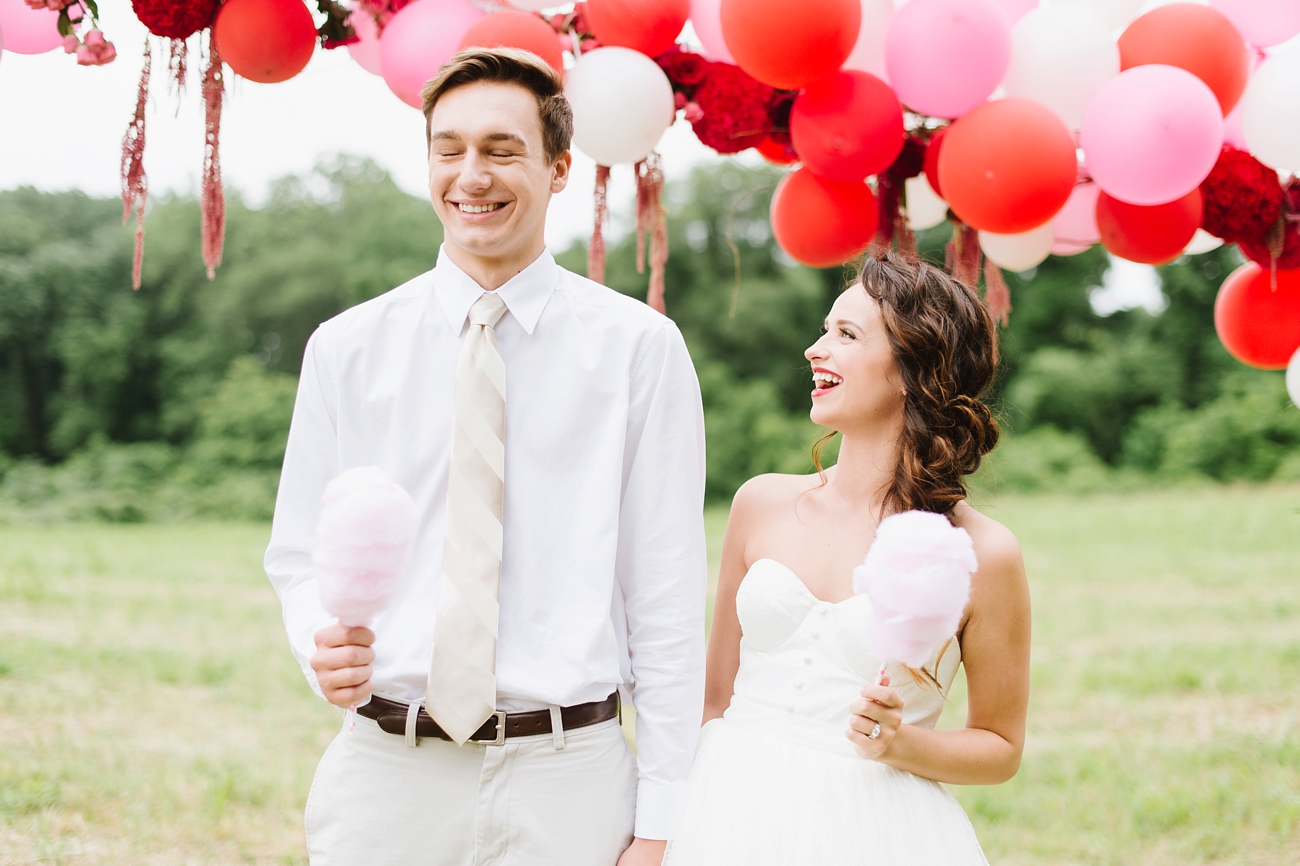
[{"x1": 264, "y1": 47, "x2": 707, "y2": 865}]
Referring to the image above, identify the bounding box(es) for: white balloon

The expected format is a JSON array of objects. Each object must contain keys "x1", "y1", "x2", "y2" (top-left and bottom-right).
[
  {"x1": 904, "y1": 174, "x2": 948, "y2": 230},
  {"x1": 1056, "y1": 0, "x2": 1144, "y2": 32},
  {"x1": 567, "y1": 47, "x2": 676, "y2": 166},
  {"x1": 508, "y1": 0, "x2": 562, "y2": 10},
  {"x1": 1241, "y1": 51, "x2": 1300, "y2": 174},
  {"x1": 690, "y1": 0, "x2": 734, "y2": 63},
  {"x1": 1184, "y1": 228, "x2": 1224, "y2": 255},
  {"x1": 843, "y1": 0, "x2": 895, "y2": 79},
  {"x1": 1003, "y1": 5, "x2": 1118, "y2": 130},
  {"x1": 1288, "y1": 348, "x2": 1300, "y2": 409},
  {"x1": 980, "y1": 223, "x2": 1055, "y2": 271}
]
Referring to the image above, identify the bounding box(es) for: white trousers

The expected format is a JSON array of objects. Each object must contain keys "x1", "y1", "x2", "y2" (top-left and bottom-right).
[{"x1": 305, "y1": 712, "x2": 637, "y2": 866}]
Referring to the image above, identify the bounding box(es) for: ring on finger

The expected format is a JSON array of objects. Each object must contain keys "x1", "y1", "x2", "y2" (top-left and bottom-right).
[{"x1": 868, "y1": 722, "x2": 881, "y2": 740}]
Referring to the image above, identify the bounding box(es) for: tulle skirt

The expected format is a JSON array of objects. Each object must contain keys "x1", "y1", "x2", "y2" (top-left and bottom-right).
[{"x1": 664, "y1": 700, "x2": 989, "y2": 866}]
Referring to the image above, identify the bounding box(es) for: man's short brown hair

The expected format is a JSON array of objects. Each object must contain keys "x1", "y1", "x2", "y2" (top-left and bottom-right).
[{"x1": 420, "y1": 47, "x2": 574, "y2": 164}]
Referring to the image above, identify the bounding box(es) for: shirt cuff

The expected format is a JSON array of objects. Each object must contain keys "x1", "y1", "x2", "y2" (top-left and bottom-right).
[{"x1": 633, "y1": 781, "x2": 688, "y2": 840}]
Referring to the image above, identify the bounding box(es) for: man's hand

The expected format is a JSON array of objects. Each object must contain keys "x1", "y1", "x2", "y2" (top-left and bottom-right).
[
  {"x1": 617, "y1": 837, "x2": 666, "y2": 866},
  {"x1": 311, "y1": 623, "x2": 376, "y2": 708}
]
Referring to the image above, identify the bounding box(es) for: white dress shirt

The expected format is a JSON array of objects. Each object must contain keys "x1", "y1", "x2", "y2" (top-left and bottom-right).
[{"x1": 265, "y1": 246, "x2": 707, "y2": 839}]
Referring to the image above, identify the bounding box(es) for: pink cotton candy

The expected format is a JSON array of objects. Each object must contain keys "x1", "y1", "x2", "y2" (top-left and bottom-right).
[
  {"x1": 853, "y1": 510, "x2": 978, "y2": 668},
  {"x1": 313, "y1": 466, "x2": 418, "y2": 628}
]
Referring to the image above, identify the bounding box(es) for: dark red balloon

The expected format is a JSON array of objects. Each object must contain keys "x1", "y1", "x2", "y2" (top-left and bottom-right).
[
  {"x1": 922, "y1": 126, "x2": 947, "y2": 200},
  {"x1": 771, "y1": 167, "x2": 878, "y2": 268},
  {"x1": 585, "y1": 0, "x2": 689, "y2": 59},
  {"x1": 938, "y1": 98, "x2": 1076, "y2": 234},
  {"x1": 459, "y1": 10, "x2": 564, "y2": 74},
  {"x1": 1096, "y1": 189, "x2": 1201, "y2": 264},
  {"x1": 1119, "y1": 3, "x2": 1250, "y2": 114},
  {"x1": 1214, "y1": 262, "x2": 1300, "y2": 369},
  {"x1": 790, "y1": 71, "x2": 904, "y2": 183},
  {"x1": 214, "y1": 0, "x2": 316, "y2": 84},
  {"x1": 720, "y1": 0, "x2": 860, "y2": 90}
]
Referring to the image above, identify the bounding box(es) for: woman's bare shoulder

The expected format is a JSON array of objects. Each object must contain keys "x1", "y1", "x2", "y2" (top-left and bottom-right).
[
  {"x1": 732, "y1": 472, "x2": 823, "y2": 516},
  {"x1": 951, "y1": 502, "x2": 1024, "y2": 580}
]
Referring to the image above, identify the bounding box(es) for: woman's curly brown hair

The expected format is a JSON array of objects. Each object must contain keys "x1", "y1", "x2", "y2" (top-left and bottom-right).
[{"x1": 814, "y1": 248, "x2": 1000, "y2": 518}]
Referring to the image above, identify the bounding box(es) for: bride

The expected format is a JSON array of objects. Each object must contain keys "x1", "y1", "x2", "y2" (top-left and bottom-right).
[{"x1": 664, "y1": 249, "x2": 1031, "y2": 865}]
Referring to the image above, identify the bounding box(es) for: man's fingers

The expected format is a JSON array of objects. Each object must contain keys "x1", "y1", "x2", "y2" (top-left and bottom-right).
[
  {"x1": 320, "y1": 664, "x2": 373, "y2": 691},
  {"x1": 329, "y1": 681, "x2": 374, "y2": 708},
  {"x1": 311, "y1": 644, "x2": 375, "y2": 673},
  {"x1": 316, "y1": 624, "x2": 376, "y2": 649}
]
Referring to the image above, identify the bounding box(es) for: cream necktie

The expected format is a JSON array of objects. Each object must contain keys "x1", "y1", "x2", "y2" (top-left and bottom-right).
[{"x1": 427, "y1": 291, "x2": 509, "y2": 745}]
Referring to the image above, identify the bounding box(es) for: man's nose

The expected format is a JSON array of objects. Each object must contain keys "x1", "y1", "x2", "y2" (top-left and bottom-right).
[{"x1": 459, "y1": 151, "x2": 493, "y2": 189}]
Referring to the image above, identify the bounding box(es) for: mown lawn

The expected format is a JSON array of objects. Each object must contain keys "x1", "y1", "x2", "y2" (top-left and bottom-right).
[{"x1": 1, "y1": 485, "x2": 1298, "y2": 864}]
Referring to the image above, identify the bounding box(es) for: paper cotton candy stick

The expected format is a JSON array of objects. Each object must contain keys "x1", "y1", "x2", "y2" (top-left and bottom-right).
[{"x1": 853, "y1": 510, "x2": 978, "y2": 685}]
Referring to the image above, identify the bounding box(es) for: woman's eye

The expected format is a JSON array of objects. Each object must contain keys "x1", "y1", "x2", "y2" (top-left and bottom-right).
[{"x1": 840, "y1": 329, "x2": 855, "y2": 339}]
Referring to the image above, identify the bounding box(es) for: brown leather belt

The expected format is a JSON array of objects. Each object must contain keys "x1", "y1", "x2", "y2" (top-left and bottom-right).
[{"x1": 357, "y1": 692, "x2": 619, "y2": 745}]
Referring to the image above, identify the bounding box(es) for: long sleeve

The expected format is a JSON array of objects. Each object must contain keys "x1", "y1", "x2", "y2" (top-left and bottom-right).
[
  {"x1": 616, "y1": 320, "x2": 708, "y2": 840},
  {"x1": 265, "y1": 327, "x2": 340, "y2": 699}
]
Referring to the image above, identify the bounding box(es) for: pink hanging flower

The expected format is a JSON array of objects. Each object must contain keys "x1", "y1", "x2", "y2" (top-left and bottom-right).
[
  {"x1": 75, "y1": 29, "x2": 116, "y2": 66},
  {"x1": 63, "y1": 34, "x2": 79, "y2": 53},
  {"x1": 24, "y1": 0, "x2": 71, "y2": 10}
]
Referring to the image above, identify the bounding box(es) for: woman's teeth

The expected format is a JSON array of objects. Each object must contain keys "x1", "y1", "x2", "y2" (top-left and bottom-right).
[
  {"x1": 812, "y1": 371, "x2": 843, "y2": 389},
  {"x1": 458, "y1": 203, "x2": 504, "y2": 214}
]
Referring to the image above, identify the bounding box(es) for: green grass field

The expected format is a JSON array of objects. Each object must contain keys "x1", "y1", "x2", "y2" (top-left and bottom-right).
[{"x1": 2, "y1": 485, "x2": 1298, "y2": 865}]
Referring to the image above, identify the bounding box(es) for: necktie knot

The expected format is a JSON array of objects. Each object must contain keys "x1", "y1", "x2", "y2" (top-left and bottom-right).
[{"x1": 469, "y1": 292, "x2": 508, "y2": 329}]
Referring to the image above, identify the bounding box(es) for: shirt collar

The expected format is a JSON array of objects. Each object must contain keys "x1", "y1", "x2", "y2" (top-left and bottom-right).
[{"x1": 433, "y1": 245, "x2": 559, "y2": 336}]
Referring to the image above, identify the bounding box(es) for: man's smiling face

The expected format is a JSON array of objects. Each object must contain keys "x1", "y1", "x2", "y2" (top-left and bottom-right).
[{"x1": 426, "y1": 81, "x2": 569, "y2": 265}]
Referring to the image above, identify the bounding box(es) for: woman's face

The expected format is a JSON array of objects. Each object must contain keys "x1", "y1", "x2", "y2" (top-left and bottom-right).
[{"x1": 804, "y1": 284, "x2": 906, "y2": 436}]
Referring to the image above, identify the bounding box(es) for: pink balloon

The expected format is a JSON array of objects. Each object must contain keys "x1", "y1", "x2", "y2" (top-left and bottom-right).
[
  {"x1": 380, "y1": 0, "x2": 484, "y2": 109},
  {"x1": 885, "y1": 0, "x2": 1012, "y2": 119},
  {"x1": 0, "y1": 0, "x2": 61, "y2": 55},
  {"x1": 1210, "y1": 0, "x2": 1300, "y2": 48},
  {"x1": 1051, "y1": 181, "x2": 1100, "y2": 253},
  {"x1": 348, "y1": 4, "x2": 382, "y2": 76},
  {"x1": 1080, "y1": 64, "x2": 1223, "y2": 206},
  {"x1": 690, "y1": 0, "x2": 734, "y2": 63}
]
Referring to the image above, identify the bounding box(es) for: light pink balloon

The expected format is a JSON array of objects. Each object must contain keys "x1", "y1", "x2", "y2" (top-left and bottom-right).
[
  {"x1": 1079, "y1": 64, "x2": 1223, "y2": 206},
  {"x1": 885, "y1": 0, "x2": 1012, "y2": 119},
  {"x1": 1210, "y1": 0, "x2": 1300, "y2": 48},
  {"x1": 380, "y1": 0, "x2": 484, "y2": 109},
  {"x1": 690, "y1": 0, "x2": 734, "y2": 63},
  {"x1": 348, "y1": 4, "x2": 382, "y2": 76},
  {"x1": 993, "y1": 0, "x2": 1038, "y2": 25},
  {"x1": 1051, "y1": 181, "x2": 1100, "y2": 254},
  {"x1": 0, "y1": 0, "x2": 61, "y2": 55}
]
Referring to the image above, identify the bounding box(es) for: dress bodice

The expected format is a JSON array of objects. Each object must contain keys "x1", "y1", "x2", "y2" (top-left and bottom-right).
[{"x1": 726, "y1": 559, "x2": 961, "y2": 742}]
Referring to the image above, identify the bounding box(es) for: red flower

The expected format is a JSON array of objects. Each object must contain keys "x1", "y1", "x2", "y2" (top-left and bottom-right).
[
  {"x1": 656, "y1": 46, "x2": 709, "y2": 89},
  {"x1": 131, "y1": 0, "x2": 218, "y2": 39},
  {"x1": 690, "y1": 62, "x2": 775, "y2": 154},
  {"x1": 1238, "y1": 179, "x2": 1300, "y2": 270},
  {"x1": 1200, "y1": 147, "x2": 1284, "y2": 243}
]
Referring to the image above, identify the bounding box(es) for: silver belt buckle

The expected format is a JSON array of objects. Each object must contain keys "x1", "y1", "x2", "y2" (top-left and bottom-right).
[{"x1": 484, "y1": 711, "x2": 507, "y2": 746}]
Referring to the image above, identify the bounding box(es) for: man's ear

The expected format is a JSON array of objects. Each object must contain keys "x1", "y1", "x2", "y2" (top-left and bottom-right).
[{"x1": 550, "y1": 151, "x2": 573, "y2": 195}]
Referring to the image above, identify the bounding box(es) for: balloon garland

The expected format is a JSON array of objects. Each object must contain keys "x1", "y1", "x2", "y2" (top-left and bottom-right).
[{"x1": 12, "y1": 0, "x2": 1300, "y2": 372}]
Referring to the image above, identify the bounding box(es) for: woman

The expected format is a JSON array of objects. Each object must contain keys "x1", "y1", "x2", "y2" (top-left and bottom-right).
[{"x1": 664, "y1": 249, "x2": 1031, "y2": 865}]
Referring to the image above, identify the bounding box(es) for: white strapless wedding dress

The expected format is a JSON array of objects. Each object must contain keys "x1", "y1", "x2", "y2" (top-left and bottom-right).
[{"x1": 663, "y1": 559, "x2": 989, "y2": 866}]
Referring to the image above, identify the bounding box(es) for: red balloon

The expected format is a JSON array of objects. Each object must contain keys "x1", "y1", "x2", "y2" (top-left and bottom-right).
[
  {"x1": 720, "y1": 0, "x2": 860, "y2": 90},
  {"x1": 756, "y1": 136, "x2": 798, "y2": 164},
  {"x1": 1214, "y1": 262, "x2": 1300, "y2": 369},
  {"x1": 771, "y1": 167, "x2": 878, "y2": 268},
  {"x1": 1119, "y1": 3, "x2": 1250, "y2": 115},
  {"x1": 922, "y1": 126, "x2": 947, "y2": 200},
  {"x1": 1095, "y1": 189, "x2": 1202, "y2": 264},
  {"x1": 937, "y1": 98, "x2": 1076, "y2": 234},
  {"x1": 585, "y1": 0, "x2": 689, "y2": 59},
  {"x1": 459, "y1": 11, "x2": 564, "y2": 74},
  {"x1": 790, "y1": 71, "x2": 903, "y2": 183},
  {"x1": 213, "y1": 0, "x2": 315, "y2": 84}
]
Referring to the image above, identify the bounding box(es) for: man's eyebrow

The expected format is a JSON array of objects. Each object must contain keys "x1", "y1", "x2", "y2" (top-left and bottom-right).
[
  {"x1": 430, "y1": 130, "x2": 462, "y2": 142},
  {"x1": 483, "y1": 132, "x2": 528, "y2": 147}
]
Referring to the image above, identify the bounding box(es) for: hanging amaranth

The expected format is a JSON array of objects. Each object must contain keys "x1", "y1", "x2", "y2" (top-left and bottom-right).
[
  {"x1": 588, "y1": 164, "x2": 611, "y2": 285},
  {"x1": 121, "y1": 39, "x2": 150, "y2": 290},
  {"x1": 635, "y1": 153, "x2": 668, "y2": 314},
  {"x1": 201, "y1": 32, "x2": 225, "y2": 280}
]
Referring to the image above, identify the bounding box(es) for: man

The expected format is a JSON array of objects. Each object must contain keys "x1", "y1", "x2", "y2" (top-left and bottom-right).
[{"x1": 265, "y1": 48, "x2": 706, "y2": 866}]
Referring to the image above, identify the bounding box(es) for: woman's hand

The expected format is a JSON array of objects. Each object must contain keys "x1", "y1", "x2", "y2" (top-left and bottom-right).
[{"x1": 846, "y1": 670, "x2": 904, "y2": 760}]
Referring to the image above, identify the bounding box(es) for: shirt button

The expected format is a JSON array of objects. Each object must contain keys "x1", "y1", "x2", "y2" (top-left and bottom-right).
[
  {"x1": 786, "y1": 705, "x2": 796, "y2": 713},
  {"x1": 794, "y1": 680, "x2": 803, "y2": 689},
  {"x1": 804, "y1": 656, "x2": 813, "y2": 665},
  {"x1": 810, "y1": 631, "x2": 820, "y2": 640}
]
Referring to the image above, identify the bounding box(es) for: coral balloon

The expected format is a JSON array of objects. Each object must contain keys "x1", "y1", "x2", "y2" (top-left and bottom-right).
[
  {"x1": 905, "y1": 174, "x2": 947, "y2": 231},
  {"x1": 1003, "y1": 4, "x2": 1119, "y2": 131},
  {"x1": 567, "y1": 47, "x2": 675, "y2": 165},
  {"x1": 1080, "y1": 65, "x2": 1223, "y2": 206},
  {"x1": 979, "y1": 223, "x2": 1054, "y2": 272},
  {"x1": 214, "y1": 0, "x2": 316, "y2": 84},
  {"x1": 1095, "y1": 188, "x2": 1201, "y2": 265},
  {"x1": 885, "y1": 0, "x2": 1011, "y2": 119},
  {"x1": 1210, "y1": 0, "x2": 1300, "y2": 49},
  {"x1": 771, "y1": 167, "x2": 878, "y2": 268},
  {"x1": 922, "y1": 127, "x2": 947, "y2": 200},
  {"x1": 790, "y1": 71, "x2": 903, "y2": 183},
  {"x1": 1051, "y1": 182, "x2": 1100, "y2": 255},
  {"x1": 720, "y1": 0, "x2": 860, "y2": 90},
  {"x1": 587, "y1": 0, "x2": 689, "y2": 59},
  {"x1": 1119, "y1": 3, "x2": 1250, "y2": 115},
  {"x1": 843, "y1": 0, "x2": 894, "y2": 78},
  {"x1": 0, "y1": 0, "x2": 61, "y2": 54},
  {"x1": 347, "y1": 4, "x2": 382, "y2": 76},
  {"x1": 380, "y1": 0, "x2": 484, "y2": 109},
  {"x1": 1214, "y1": 262, "x2": 1300, "y2": 369},
  {"x1": 689, "y1": 0, "x2": 734, "y2": 62},
  {"x1": 1241, "y1": 52, "x2": 1300, "y2": 174},
  {"x1": 938, "y1": 98, "x2": 1077, "y2": 234},
  {"x1": 459, "y1": 10, "x2": 564, "y2": 74}
]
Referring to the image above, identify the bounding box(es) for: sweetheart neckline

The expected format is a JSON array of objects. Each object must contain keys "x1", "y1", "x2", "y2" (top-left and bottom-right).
[{"x1": 746, "y1": 558, "x2": 858, "y2": 609}]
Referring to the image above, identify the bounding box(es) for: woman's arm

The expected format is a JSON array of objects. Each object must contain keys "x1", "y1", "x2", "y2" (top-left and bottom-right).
[{"x1": 848, "y1": 514, "x2": 1032, "y2": 785}]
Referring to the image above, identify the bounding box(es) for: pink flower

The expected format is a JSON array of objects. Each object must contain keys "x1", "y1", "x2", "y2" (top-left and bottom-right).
[
  {"x1": 24, "y1": 0, "x2": 69, "y2": 10},
  {"x1": 683, "y1": 101, "x2": 704, "y2": 124},
  {"x1": 75, "y1": 32, "x2": 116, "y2": 66},
  {"x1": 83, "y1": 28, "x2": 105, "y2": 47},
  {"x1": 63, "y1": 34, "x2": 80, "y2": 54}
]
